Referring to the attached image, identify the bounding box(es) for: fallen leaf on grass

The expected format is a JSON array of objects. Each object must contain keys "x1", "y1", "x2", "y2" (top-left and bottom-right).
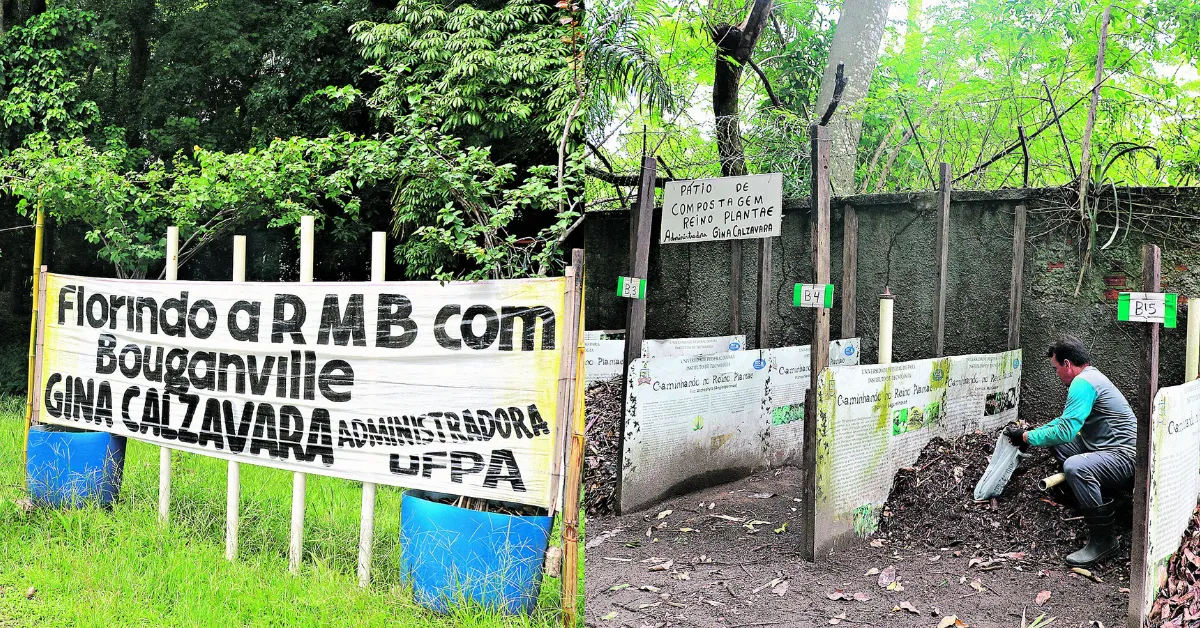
[
  {"x1": 25, "y1": 587, "x2": 35, "y2": 600},
  {"x1": 877, "y1": 566, "x2": 897, "y2": 587},
  {"x1": 601, "y1": 611, "x2": 617, "y2": 620},
  {"x1": 656, "y1": 509, "x2": 672, "y2": 519},
  {"x1": 608, "y1": 583, "x2": 630, "y2": 592},
  {"x1": 1036, "y1": 590, "x2": 1051, "y2": 606}
]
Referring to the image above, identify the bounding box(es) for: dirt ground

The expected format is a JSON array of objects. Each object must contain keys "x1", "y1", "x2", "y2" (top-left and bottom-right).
[{"x1": 585, "y1": 466, "x2": 1130, "y2": 628}]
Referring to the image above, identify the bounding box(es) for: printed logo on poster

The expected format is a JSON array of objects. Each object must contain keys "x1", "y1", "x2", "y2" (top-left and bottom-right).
[
  {"x1": 729, "y1": 341, "x2": 741, "y2": 351},
  {"x1": 753, "y1": 358, "x2": 766, "y2": 370}
]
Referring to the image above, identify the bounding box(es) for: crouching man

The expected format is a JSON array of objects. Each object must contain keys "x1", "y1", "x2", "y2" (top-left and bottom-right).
[{"x1": 1004, "y1": 335, "x2": 1136, "y2": 567}]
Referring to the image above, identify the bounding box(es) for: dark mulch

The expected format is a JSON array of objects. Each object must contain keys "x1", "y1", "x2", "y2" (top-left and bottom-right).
[
  {"x1": 584, "y1": 378, "x2": 622, "y2": 517},
  {"x1": 879, "y1": 431, "x2": 1132, "y2": 583}
]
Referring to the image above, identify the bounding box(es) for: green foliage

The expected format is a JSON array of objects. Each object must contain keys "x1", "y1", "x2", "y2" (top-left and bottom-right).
[{"x1": 0, "y1": 8, "x2": 100, "y2": 152}]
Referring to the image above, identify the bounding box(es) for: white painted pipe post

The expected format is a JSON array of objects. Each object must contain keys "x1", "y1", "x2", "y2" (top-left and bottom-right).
[
  {"x1": 290, "y1": 216, "x2": 314, "y2": 574},
  {"x1": 878, "y1": 288, "x2": 894, "y2": 366},
  {"x1": 159, "y1": 226, "x2": 179, "y2": 524},
  {"x1": 357, "y1": 231, "x2": 386, "y2": 588},
  {"x1": 227, "y1": 235, "x2": 246, "y2": 560},
  {"x1": 1187, "y1": 297, "x2": 1200, "y2": 383}
]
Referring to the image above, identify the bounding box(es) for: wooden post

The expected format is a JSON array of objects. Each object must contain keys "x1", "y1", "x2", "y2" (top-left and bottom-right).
[
  {"x1": 1128, "y1": 243, "x2": 1160, "y2": 628},
  {"x1": 1007, "y1": 205, "x2": 1027, "y2": 350},
  {"x1": 879, "y1": 289, "x2": 894, "y2": 365},
  {"x1": 226, "y1": 235, "x2": 246, "y2": 560},
  {"x1": 357, "y1": 231, "x2": 386, "y2": 587},
  {"x1": 160, "y1": 226, "x2": 178, "y2": 524},
  {"x1": 932, "y1": 163, "x2": 951, "y2": 357},
  {"x1": 22, "y1": 202, "x2": 45, "y2": 470},
  {"x1": 756, "y1": 238, "x2": 772, "y2": 349},
  {"x1": 840, "y1": 205, "x2": 858, "y2": 339},
  {"x1": 801, "y1": 123, "x2": 831, "y2": 562},
  {"x1": 561, "y1": 248, "x2": 585, "y2": 628},
  {"x1": 1188, "y1": 297, "x2": 1200, "y2": 383},
  {"x1": 731, "y1": 241, "x2": 742, "y2": 335},
  {"x1": 290, "y1": 215, "x2": 314, "y2": 574},
  {"x1": 614, "y1": 156, "x2": 656, "y2": 515}
]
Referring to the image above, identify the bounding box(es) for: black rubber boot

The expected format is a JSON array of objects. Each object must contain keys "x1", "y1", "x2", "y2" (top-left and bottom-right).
[{"x1": 1065, "y1": 500, "x2": 1118, "y2": 567}]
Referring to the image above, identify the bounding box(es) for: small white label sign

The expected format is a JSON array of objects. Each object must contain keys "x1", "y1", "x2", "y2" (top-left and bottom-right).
[{"x1": 660, "y1": 174, "x2": 783, "y2": 244}]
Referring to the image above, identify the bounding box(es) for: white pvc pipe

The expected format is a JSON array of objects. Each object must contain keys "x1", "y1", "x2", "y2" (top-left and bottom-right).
[
  {"x1": 1188, "y1": 297, "x2": 1200, "y2": 383},
  {"x1": 878, "y1": 289, "x2": 894, "y2": 366},
  {"x1": 226, "y1": 235, "x2": 246, "y2": 561},
  {"x1": 159, "y1": 226, "x2": 179, "y2": 524},
  {"x1": 290, "y1": 216, "x2": 314, "y2": 573},
  {"x1": 358, "y1": 232, "x2": 386, "y2": 588}
]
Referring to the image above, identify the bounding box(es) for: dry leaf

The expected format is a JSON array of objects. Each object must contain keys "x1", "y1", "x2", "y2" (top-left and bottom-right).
[
  {"x1": 710, "y1": 514, "x2": 745, "y2": 522},
  {"x1": 827, "y1": 589, "x2": 851, "y2": 601},
  {"x1": 853, "y1": 592, "x2": 871, "y2": 602},
  {"x1": 865, "y1": 567, "x2": 881, "y2": 577},
  {"x1": 969, "y1": 578, "x2": 983, "y2": 592},
  {"x1": 1036, "y1": 590, "x2": 1051, "y2": 606},
  {"x1": 601, "y1": 611, "x2": 617, "y2": 620},
  {"x1": 703, "y1": 599, "x2": 723, "y2": 607},
  {"x1": 639, "y1": 585, "x2": 660, "y2": 593},
  {"x1": 638, "y1": 602, "x2": 661, "y2": 609},
  {"x1": 878, "y1": 565, "x2": 897, "y2": 587},
  {"x1": 1001, "y1": 551, "x2": 1027, "y2": 560},
  {"x1": 678, "y1": 528, "x2": 696, "y2": 533},
  {"x1": 898, "y1": 601, "x2": 920, "y2": 614},
  {"x1": 656, "y1": 509, "x2": 672, "y2": 519},
  {"x1": 938, "y1": 616, "x2": 969, "y2": 628},
  {"x1": 672, "y1": 571, "x2": 690, "y2": 580},
  {"x1": 887, "y1": 581, "x2": 905, "y2": 592},
  {"x1": 829, "y1": 611, "x2": 848, "y2": 625},
  {"x1": 750, "y1": 492, "x2": 775, "y2": 499},
  {"x1": 648, "y1": 560, "x2": 674, "y2": 572},
  {"x1": 870, "y1": 539, "x2": 885, "y2": 548},
  {"x1": 25, "y1": 587, "x2": 35, "y2": 599},
  {"x1": 608, "y1": 583, "x2": 629, "y2": 592},
  {"x1": 772, "y1": 581, "x2": 789, "y2": 597}
]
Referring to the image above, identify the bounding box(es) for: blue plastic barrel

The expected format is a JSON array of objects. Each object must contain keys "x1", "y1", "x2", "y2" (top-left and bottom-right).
[
  {"x1": 26, "y1": 425, "x2": 126, "y2": 508},
  {"x1": 400, "y1": 490, "x2": 553, "y2": 615}
]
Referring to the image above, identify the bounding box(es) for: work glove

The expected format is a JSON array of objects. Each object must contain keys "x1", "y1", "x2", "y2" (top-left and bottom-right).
[{"x1": 1004, "y1": 426, "x2": 1028, "y2": 451}]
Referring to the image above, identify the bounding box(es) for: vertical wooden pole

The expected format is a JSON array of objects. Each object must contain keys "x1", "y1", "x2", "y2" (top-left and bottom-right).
[
  {"x1": 290, "y1": 215, "x2": 314, "y2": 574},
  {"x1": 614, "y1": 156, "x2": 656, "y2": 515},
  {"x1": 801, "y1": 123, "x2": 831, "y2": 561},
  {"x1": 160, "y1": 226, "x2": 178, "y2": 524},
  {"x1": 731, "y1": 241, "x2": 742, "y2": 335},
  {"x1": 840, "y1": 205, "x2": 858, "y2": 339},
  {"x1": 932, "y1": 163, "x2": 951, "y2": 357},
  {"x1": 22, "y1": 202, "x2": 45, "y2": 470},
  {"x1": 756, "y1": 238, "x2": 772, "y2": 349},
  {"x1": 226, "y1": 235, "x2": 246, "y2": 560},
  {"x1": 561, "y1": 248, "x2": 585, "y2": 628},
  {"x1": 357, "y1": 231, "x2": 386, "y2": 587},
  {"x1": 1187, "y1": 297, "x2": 1200, "y2": 383},
  {"x1": 1007, "y1": 205, "x2": 1027, "y2": 350},
  {"x1": 1128, "y1": 243, "x2": 1160, "y2": 628}
]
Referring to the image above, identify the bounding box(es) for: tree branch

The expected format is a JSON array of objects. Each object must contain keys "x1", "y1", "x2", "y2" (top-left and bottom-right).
[
  {"x1": 818, "y1": 62, "x2": 846, "y2": 126},
  {"x1": 746, "y1": 58, "x2": 782, "y2": 108}
]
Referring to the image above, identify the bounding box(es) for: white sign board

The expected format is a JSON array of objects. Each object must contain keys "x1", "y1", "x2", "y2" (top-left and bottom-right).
[
  {"x1": 641, "y1": 335, "x2": 746, "y2": 358},
  {"x1": 660, "y1": 174, "x2": 783, "y2": 244},
  {"x1": 584, "y1": 331, "x2": 625, "y2": 385},
  {"x1": 36, "y1": 273, "x2": 569, "y2": 508}
]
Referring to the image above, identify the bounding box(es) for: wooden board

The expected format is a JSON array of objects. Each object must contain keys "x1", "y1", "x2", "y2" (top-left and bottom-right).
[
  {"x1": 933, "y1": 163, "x2": 951, "y2": 357},
  {"x1": 1007, "y1": 205, "x2": 1026, "y2": 350},
  {"x1": 1128, "y1": 243, "x2": 1160, "y2": 628},
  {"x1": 840, "y1": 204, "x2": 858, "y2": 339},
  {"x1": 801, "y1": 124, "x2": 831, "y2": 562},
  {"x1": 756, "y1": 238, "x2": 772, "y2": 349}
]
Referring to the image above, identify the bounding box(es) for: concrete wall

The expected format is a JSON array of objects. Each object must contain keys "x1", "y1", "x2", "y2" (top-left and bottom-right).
[{"x1": 586, "y1": 188, "x2": 1199, "y2": 426}]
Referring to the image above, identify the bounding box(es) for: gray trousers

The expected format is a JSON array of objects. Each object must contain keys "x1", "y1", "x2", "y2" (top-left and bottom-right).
[{"x1": 1051, "y1": 438, "x2": 1134, "y2": 510}]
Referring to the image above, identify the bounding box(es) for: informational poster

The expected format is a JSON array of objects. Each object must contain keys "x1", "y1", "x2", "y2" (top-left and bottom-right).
[
  {"x1": 583, "y1": 331, "x2": 625, "y2": 385},
  {"x1": 813, "y1": 350, "x2": 1022, "y2": 547},
  {"x1": 641, "y1": 335, "x2": 746, "y2": 358},
  {"x1": 35, "y1": 273, "x2": 568, "y2": 508},
  {"x1": 619, "y1": 340, "x2": 860, "y2": 513},
  {"x1": 659, "y1": 174, "x2": 783, "y2": 244},
  {"x1": 1141, "y1": 379, "x2": 1200, "y2": 617}
]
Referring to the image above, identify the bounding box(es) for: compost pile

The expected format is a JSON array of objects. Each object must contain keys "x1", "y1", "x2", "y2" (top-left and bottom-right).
[
  {"x1": 584, "y1": 379, "x2": 622, "y2": 517},
  {"x1": 1148, "y1": 504, "x2": 1200, "y2": 626},
  {"x1": 878, "y1": 432, "x2": 1131, "y2": 579}
]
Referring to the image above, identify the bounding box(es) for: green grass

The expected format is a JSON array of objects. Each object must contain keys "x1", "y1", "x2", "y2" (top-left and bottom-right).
[{"x1": 0, "y1": 397, "x2": 583, "y2": 627}]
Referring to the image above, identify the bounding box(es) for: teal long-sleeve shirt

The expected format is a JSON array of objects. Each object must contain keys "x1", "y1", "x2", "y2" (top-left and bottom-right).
[{"x1": 1025, "y1": 376, "x2": 1098, "y2": 447}]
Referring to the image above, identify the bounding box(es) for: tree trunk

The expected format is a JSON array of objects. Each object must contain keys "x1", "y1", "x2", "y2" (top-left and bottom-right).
[
  {"x1": 710, "y1": 0, "x2": 773, "y2": 178},
  {"x1": 29, "y1": 0, "x2": 45, "y2": 18},
  {"x1": 815, "y1": 0, "x2": 891, "y2": 195},
  {"x1": 126, "y1": 0, "x2": 156, "y2": 148}
]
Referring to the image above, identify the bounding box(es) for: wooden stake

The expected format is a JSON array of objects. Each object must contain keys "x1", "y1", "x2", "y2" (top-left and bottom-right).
[
  {"x1": 840, "y1": 205, "x2": 858, "y2": 339},
  {"x1": 22, "y1": 202, "x2": 45, "y2": 471},
  {"x1": 801, "y1": 123, "x2": 831, "y2": 562},
  {"x1": 933, "y1": 163, "x2": 951, "y2": 357},
  {"x1": 614, "y1": 157, "x2": 656, "y2": 515},
  {"x1": 1128, "y1": 243, "x2": 1159, "y2": 628},
  {"x1": 160, "y1": 226, "x2": 178, "y2": 525},
  {"x1": 226, "y1": 235, "x2": 246, "y2": 561},
  {"x1": 561, "y1": 250, "x2": 585, "y2": 625},
  {"x1": 1007, "y1": 205, "x2": 1026, "y2": 350},
  {"x1": 290, "y1": 215, "x2": 314, "y2": 574},
  {"x1": 756, "y1": 238, "x2": 772, "y2": 349}
]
